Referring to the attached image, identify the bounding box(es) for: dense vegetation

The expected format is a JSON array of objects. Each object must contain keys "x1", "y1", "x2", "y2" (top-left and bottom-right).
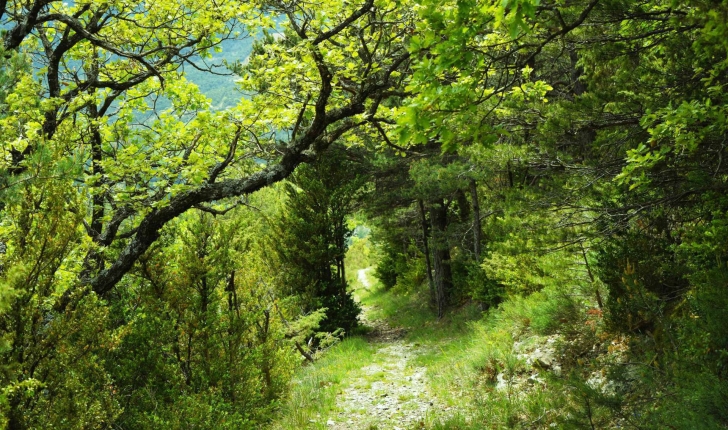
[{"x1": 1, "y1": 0, "x2": 727, "y2": 428}]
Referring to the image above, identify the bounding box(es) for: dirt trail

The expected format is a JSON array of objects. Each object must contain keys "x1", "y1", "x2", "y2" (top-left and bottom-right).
[
  {"x1": 326, "y1": 269, "x2": 441, "y2": 429},
  {"x1": 327, "y1": 340, "x2": 434, "y2": 430},
  {"x1": 357, "y1": 268, "x2": 372, "y2": 289}
]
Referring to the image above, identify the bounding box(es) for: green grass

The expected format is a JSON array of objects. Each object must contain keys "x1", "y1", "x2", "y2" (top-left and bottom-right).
[
  {"x1": 270, "y1": 228, "x2": 693, "y2": 429},
  {"x1": 270, "y1": 336, "x2": 376, "y2": 429},
  {"x1": 356, "y1": 272, "x2": 601, "y2": 429},
  {"x1": 270, "y1": 268, "x2": 446, "y2": 429},
  {"x1": 273, "y1": 233, "x2": 595, "y2": 429}
]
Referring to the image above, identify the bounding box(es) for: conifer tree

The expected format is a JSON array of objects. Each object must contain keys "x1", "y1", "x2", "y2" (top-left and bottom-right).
[{"x1": 271, "y1": 148, "x2": 366, "y2": 335}]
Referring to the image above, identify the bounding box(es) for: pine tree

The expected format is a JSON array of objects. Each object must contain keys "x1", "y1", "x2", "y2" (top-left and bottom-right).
[{"x1": 272, "y1": 148, "x2": 366, "y2": 335}]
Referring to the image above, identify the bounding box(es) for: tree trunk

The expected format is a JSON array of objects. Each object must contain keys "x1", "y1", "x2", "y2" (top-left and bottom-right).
[
  {"x1": 456, "y1": 188, "x2": 470, "y2": 223},
  {"x1": 260, "y1": 309, "x2": 273, "y2": 400},
  {"x1": 507, "y1": 161, "x2": 514, "y2": 188},
  {"x1": 569, "y1": 49, "x2": 586, "y2": 96},
  {"x1": 226, "y1": 270, "x2": 240, "y2": 318},
  {"x1": 469, "y1": 179, "x2": 482, "y2": 261},
  {"x1": 418, "y1": 199, "x2": 436, "y2": 306},
  {"x1": 430, "y1": 199, "x2": 452, "y2": 318},
  {"x1": 469, "y1": 179, "x2": 487, "y2": 311},
  {"x1": 580, "y1": 243, "x2": 603, "y2": 309},
  {"x1": 8, "y1": 393, "x2": 24, "y2": 430},
  {"x1": 335, "y1": 219, "x2": 346, "y2": 295}
]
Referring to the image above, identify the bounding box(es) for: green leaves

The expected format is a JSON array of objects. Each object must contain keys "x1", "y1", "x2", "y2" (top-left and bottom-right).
[
  {"x1": 498, "y1": 0, "x2": 541, "y2": 39},
  {"x1": 398, "y1": 0, "x2": 555, "y2": 152}
]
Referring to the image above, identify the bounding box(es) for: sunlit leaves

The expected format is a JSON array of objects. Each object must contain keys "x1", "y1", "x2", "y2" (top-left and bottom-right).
[{"x1": 397, "y1": 0, "x2": 554, "y2": 149}]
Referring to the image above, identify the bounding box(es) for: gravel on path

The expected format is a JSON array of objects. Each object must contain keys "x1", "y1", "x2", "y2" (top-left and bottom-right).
[{"x1": 324, "y1": 273, "x2": 444, "y2": 430}]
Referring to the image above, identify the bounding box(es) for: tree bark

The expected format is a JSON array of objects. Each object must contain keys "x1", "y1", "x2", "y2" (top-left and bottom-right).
[
  {"x1": 456, "y1": 188, "x2": 470, "y2": 223},
  {"x1": 429, "y1": 199, "x2": 452, "y2": 318},
  {"x1": 469, "y1": 179, "x2": 482, "y2": 260},
  {"x1": 418, "y1": 199, "x2": 436, "y2": 306},
  {"x1": 469, "y1": 178, "x2": 488, "y2": 311},
  {"x1": 507, "y1": 161, "x2": 514, "y2": 188},
  {"x1": 580, "y1": 243, "x2": 603, "y2": 309}
]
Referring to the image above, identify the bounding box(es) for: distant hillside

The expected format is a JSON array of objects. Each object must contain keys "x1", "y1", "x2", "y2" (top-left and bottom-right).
[{"x1": 184, "y1": 37, "x2": 253, "y2": 110}]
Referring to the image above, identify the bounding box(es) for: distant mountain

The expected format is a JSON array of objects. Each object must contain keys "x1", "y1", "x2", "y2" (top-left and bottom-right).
[{"x1": 183, "y1": 36, "x2": 254, "y2": 110}]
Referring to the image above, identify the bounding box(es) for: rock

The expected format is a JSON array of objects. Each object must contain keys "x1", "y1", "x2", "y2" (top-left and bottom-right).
[
  {"x1": 527, "y1": 373, "x2": 544, "y2": 385},
  {"x1": 530, "y1": 347, "x2": 556, "y2": 369},
  {"x1": 587, "y1": 371, "x2": 618, "y2": 396},
  {"x1": 552, "y1": 364, "x2": 562, "y2": 376},
  {"x1": 496, "y1": 372, "x2": 509, "y2": 391},
  {"x1": 534, "y1": 357, "x2": 552, "y2": 369}
]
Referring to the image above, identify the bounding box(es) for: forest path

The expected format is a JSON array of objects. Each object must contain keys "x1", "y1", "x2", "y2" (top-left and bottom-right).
[
  {"x1": 357, "y1": 268, "x2": 372, "y2": 289},
  {"x1": 324, "y1": 269, "x2": 442, "y2": 429}
]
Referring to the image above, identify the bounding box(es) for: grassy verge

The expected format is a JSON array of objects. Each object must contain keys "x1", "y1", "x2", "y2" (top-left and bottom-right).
[
  {"x1": 360, "y1": 271, "x2": 610, "y2": 429},
  {"x1": 273, "y1": 235, "x2": 721, "y2": 429},
  {"x1": 270, "y1": 336, "x2": 377, "y2": 429},
  {"x1": 270, "y1": 262, "x2": 376, "y2": 430},
  {"x1": 415, "y1": 285, "x2": 611, "y2": 429},
  {"x1": 272, "y1": 234, "x2": 605, "y2": 430}
]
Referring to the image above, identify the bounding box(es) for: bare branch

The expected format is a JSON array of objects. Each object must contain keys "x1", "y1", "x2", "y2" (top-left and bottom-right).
[{"x1": 208, "y1": 125, "x2": 242, "y2": 183}]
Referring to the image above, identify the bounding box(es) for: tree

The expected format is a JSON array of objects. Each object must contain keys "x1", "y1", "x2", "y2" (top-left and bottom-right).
[
  {"x1": 1, "y1": 0, "x2": 411, "y2": 301},
  {"x1": 364, "y1": 144, "x2": 483, "y2": 316},
  {"x1": 271, "y1": 147, "x2": 366, "y2": 335},
  {"x1": 395, "y1": 0, "x2": 728, "y2": 425},
  {"x1": 0, "y1": 0, "x2": 413, "y2": 426},
  {"x1": 109, "y1": 208, "x2": 294, "y2": 428}
]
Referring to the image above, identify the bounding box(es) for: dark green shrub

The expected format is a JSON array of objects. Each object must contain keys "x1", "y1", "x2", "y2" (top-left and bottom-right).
[{"x1": 374, "y1": 251, "x2": 398, "y2": 289}]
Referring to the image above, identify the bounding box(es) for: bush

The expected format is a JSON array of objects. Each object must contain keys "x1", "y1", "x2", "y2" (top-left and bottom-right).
[
  {"x1": 461, "y1": 260, "x2": 504, "y2": 310},
  {"x1": 374, "y1": 251, "x2": 398, "y2": 289},
  {"x1": 318, "y1": 286, "x2": 361, "y2": 335}
]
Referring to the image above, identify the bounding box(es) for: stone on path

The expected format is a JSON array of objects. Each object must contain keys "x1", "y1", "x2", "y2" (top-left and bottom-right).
[{"x1": 328, "y1": 299, "x2": 442, "y2": 429}]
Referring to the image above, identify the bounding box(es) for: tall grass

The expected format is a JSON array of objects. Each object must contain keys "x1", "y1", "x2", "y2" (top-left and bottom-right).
[{"x1": 270, "y1": 337, "x2": 376, "y2": 429}]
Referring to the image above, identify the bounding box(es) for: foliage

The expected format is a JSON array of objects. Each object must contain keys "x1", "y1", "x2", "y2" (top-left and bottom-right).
[
  {"x1": 373, "y1": 250, "x2": 399, "y2": 290},
  {"x1": 1, "y1": 0, "x2": 728, "y2": 427},
  {"x1": 108, "y1": 209, "x2": 296, "y2": 428},
  {"x1": 0, "y1": 0, "x2": 411, "y2": 426},
  {"x1": 270, "y1": 148, "x2": 366, "y2": 336}
]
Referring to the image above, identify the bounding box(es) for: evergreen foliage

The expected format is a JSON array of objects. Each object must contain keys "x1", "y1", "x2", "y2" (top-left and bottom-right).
[{"x1": 270, "y1": 148, "x2": 365, "y2": 335}]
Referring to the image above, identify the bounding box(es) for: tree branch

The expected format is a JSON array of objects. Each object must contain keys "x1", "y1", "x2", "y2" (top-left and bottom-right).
[{"x1": 312, "y1": 0, "x2": 374, "y2": 45}]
